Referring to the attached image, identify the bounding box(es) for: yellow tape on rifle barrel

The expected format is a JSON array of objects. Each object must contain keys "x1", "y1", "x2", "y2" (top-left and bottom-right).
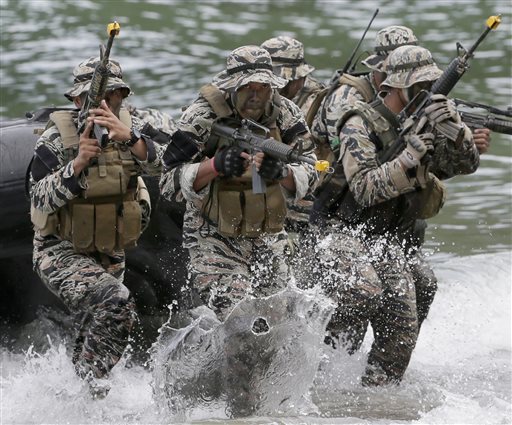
[
  {"x1": 315, "y1": 160, "x2": 331, "y2": 173},
  {"x1": 486, "y1": 15, "x2": 501, "y2": 30},
  {"x1": 107, "y1": 21, "x2": 121, "y2": 36}
]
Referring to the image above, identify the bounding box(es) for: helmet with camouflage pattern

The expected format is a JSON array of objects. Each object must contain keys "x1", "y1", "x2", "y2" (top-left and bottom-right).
[
  {"x1": 64, "y1": 56, "x2": 132, "y2": 101},
  {"x1": 213, "y1": 45, "x2": 287, "y2": 91},
  {"x1": 381, "y1": 45, "x2": 443, "y2": 89},
  {"x1": 361, "y1": 25, "x2": 419, "y2": 72},
  {"x1": 260, "y1": 36, "x2": 315, "y2": 82}
]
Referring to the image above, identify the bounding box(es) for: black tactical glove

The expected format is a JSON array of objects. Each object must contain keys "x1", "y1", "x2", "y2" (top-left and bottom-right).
[
  {"x1": 213, "y1": 145, "x2": 245, "y2": 177},
  {"x1": 257, "y1": 155, "x2": 288, "y2": 181}
]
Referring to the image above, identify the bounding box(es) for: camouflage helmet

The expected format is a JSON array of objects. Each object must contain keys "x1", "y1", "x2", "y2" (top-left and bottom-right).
[
  {"x1": 361, "y1": 25, "x2": 419, "y2": 72},
  {"x1": 213, "y1": 45, "x2": 287, "y2": 91},
  {"x1": 381, "y1": 45, "x2": 443, "y2": 89},
  {"x1": 260, "y1": 36, "x2": 315, "y2": 82},
  {"x1": 64, "y1": 56, "x2": 132, "y2": 101}
]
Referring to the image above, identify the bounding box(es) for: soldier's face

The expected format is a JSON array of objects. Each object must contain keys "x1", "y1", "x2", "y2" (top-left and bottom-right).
[
  {"x1": 279, "y1": 77, "x2": 305, "y2": 100},
  {"x1": 104, "y1": 88, "x2": 125, "y2": 116},
  {"x1": 234, "y1": 82, "x2": 272, "y2": 120},
  {"x1": 74, "y1": 88, "x2": 126, "y2": 117}
]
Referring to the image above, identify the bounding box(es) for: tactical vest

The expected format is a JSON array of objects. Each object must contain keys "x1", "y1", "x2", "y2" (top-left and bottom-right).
[
  {"x1": 198, "y1": 84, "x2": 287, "y2": 238},
  {"x1": 312, "y1": 98, "x2": 446, "y2": 235},
  {"x1": 31, "y1": 109, "x2": 150, "y2": 254}
]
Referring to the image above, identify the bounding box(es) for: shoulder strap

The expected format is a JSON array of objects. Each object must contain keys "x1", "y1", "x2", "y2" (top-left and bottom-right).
[
  {"x1": 337, "y1": 74, "x2": 374, "y2": 103},
  {"x1": 199, "y1": 84, "x2": 233, "y2": 118},
  {"x1": 49, "y1": 110, "x2": 79, "y2": 149},
  {"x1": 304, "y1": 87, "x2": 329, "y2": 128}
]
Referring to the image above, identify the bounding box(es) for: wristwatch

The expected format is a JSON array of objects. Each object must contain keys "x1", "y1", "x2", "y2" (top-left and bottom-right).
[{"x1": 125, "y1": 127, "x2": 141, "y2": 147}]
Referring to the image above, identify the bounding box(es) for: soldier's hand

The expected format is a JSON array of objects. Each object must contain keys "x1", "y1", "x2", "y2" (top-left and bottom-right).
[
  {"x1": 213, "y1": 145, "x2": 246, "y2": 177},
  {"x1": 89, "y1": 100, "x2": 131, "y2": 142},
  {"x1": 74, "y1": 121, "x2": 101, "y2": 175},
  {"x1": 425, "y1": 94, "x2": 461, "y2": 125},
  {"x1": 256, "y1": 153, "x2": 287, "y2": 180},
  {"x1": 472, "y1": 127, "x2": 491, "y2": 154},
  {"x1": 399, "y1": 132, "x2": 434, "y2": 169}
]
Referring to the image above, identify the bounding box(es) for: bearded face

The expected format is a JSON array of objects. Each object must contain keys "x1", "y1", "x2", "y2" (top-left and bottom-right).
[{"x1": 233, "y1": 82, "x2": 272, "y2": 120}]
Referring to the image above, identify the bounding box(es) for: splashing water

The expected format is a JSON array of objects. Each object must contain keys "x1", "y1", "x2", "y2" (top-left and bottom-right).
[
  {"x1": 1, "y1": 252, "x2": 510, "y2": 424},
  {"x1": 151, "y1": 285, "x2": 334, "y2": 421}
]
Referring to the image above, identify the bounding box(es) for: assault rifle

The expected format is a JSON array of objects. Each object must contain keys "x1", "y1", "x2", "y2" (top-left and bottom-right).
[
  {"x1": 454, "y1": 98, "x2": 512, "y2": 135},
  {"x1": 77, "y1": 21, "x2": 121, "y2": 148},
  {"x1": 328, "y1": 8, "x2": 379, "y2": 84},
  {"x1": 210, "y1": 119, "x2": 330, "y2": 194},
  {"x1": 380, "y1": 14, "x2": 502, "y2": 163}
]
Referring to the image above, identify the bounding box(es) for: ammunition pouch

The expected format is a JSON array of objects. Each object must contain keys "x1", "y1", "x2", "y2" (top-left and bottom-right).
[
  {"x1": 415, "y1": 175, "x2": 446, "y2": 219},
  {"x1": 201, "y1": 173, "x2": 287, "y2": 238},
  {"x1": 31, "y1": 144, "x2": 145, "y2": 253},
  {"x1": 56, "y1": 191, "x2": 141, "y2": 253}
]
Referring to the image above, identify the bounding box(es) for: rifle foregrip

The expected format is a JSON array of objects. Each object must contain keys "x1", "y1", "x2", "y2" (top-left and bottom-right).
[
  {"x1": 431, "y1": 59, "x2": 462, "y2": 96},
  {"x1": 488, "y1": 118, "x2": 512, "y2": 135},
  {"x1": 259, "y1": 139, "x2": 294, "y2": 161}
]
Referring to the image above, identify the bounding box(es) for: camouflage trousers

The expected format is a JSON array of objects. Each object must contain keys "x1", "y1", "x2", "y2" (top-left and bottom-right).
[
  {"x1": 183, "y1": 226, "x2": 292, "y2": 321},
  {"x1": 294, "y1": 226, "x2": 418, "y2": 385},
  {"x1": 33, "y1": 234, "x2": 136, "y2": 380}
]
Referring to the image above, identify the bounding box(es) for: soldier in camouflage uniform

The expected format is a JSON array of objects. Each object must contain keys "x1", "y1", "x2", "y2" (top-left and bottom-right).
[
  {"x1": 159, "y1": 45, "x2": 317, "y2": 322},
  {"x1": 311, "y1": 26, "x2": 489, "y2": 350},
  {"x1": 29, "y1": 57, "x2": 171, "y2": 398},
  {"x1": 260, "y1": 36, "x2": 324, "y2": 117},
  {"x1": 303, "y1": 45, "x2": 479, "y2": 386},
  {"x1": 311, "y1": 25, "x2": 419, "y2": 153}
]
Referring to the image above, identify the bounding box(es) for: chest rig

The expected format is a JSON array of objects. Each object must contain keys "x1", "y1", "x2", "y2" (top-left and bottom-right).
[
  {"x1": 199, "y1": 84, "x2": 287, "y2": 238},
  {"x1": 314, "y1": 98, "x2": 445, "y2": 234},
  {"x1": 31, "y1": 109, "x2": 147, "y2": 253}
]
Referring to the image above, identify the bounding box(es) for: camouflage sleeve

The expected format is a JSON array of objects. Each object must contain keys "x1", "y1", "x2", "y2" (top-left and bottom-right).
[
  {"x1": 428, "y1": 123, "x2": 479, "y2": 180},
  {"x1": 30, "y1": 124, "x2": 86, "y2": 214},
  {"x1": 130, "y1": 113, "x2": 173, "y2": 176},
  {"x1": 325, "y1": 84, "x2": 366, "y2": 143},
  {"x1": 340, "y1": 115, "x2": 416, "y2": 207},
  {"x1": 159, "y1": 97, "x2": 214, "y2": 203},
  {"x1": 129, "y1": 105, "x2": 178, "y2": 135},
  {"x1": 278, "y1": 97, "x2": 318, "y2": 201}
]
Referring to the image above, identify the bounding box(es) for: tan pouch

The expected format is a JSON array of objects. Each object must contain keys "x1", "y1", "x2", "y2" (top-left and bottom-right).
[
  {"x1": 241, "y1": 190, "x2": 265, "y2": 237},
  {"x1": 30, "y1": 206, "x2": 58, "y2": 236},
  {"x1": 85, "y1": 163, "x2": 128, "y2": 198},
  {"x1": 72, "y1": 204, "x2": 95, "y2": 252},
  {"x1": 95, "y1": 203, "x2": 117, "y2": 253},
  {"x1": 118, "y1": 200, "x2": 142, "y2": 249},
  {"x1": 59, "y1": 206, "x2": 72, "y2": 240},
  {"x1": 136, "y1": 177, "x2": 151, "y2": 206},
  {"x1": 418, "y1": 176, "x2": 446, "y2": 219},
  {"x1": 264, "y1": 183, "x2": 287, "y2": 234},
  {"x1": 217, "y1": 190, "x2": 243, "y2": 237}
]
